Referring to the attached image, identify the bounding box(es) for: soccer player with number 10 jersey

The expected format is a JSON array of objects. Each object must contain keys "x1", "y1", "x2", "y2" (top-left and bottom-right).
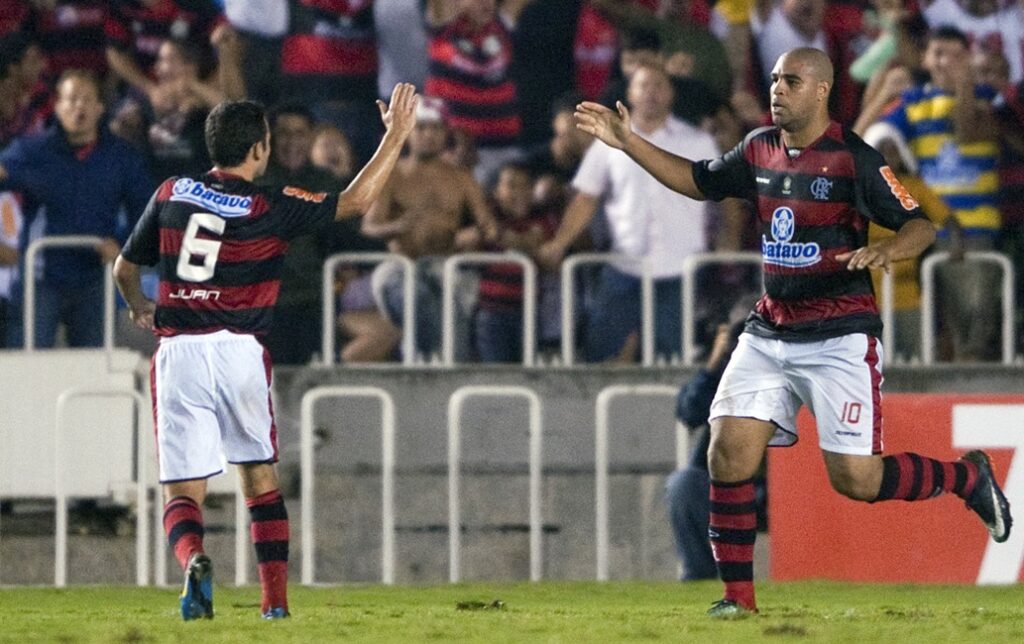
[{"x1": 574, "y1": 47, "x2": 1012, "y2": 618}]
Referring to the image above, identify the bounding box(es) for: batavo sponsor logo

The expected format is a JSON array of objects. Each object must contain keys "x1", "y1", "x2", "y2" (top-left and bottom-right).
[
  {"x1": 282, "y1": 186, "x2": 328, "y2": 203},
  {"x1": 761, "y1": 206, "x2": 821, "y2": 268},
  {"x1": 170, "y1": 178, "x2": 252, "y2": 217}
]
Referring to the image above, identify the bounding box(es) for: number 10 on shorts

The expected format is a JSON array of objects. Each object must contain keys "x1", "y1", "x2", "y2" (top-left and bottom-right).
[{"x1": 841, "y1": 402, "x2": 862, "y2": 424}]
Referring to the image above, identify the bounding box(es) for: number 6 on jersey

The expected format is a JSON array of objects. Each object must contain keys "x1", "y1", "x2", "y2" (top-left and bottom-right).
[{"x1": 176, "y1": 213, "x2": 225, "y2": 282}]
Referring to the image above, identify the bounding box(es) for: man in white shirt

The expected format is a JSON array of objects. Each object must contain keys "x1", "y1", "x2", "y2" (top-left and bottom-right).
[{"x1": 539, "y1": 64, "x2": 718, "y2": 362}]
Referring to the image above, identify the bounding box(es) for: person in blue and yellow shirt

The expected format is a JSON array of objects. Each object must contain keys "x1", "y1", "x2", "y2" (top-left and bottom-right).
[{"x1": 881, "y1": 25, "x2": 1003, "y2": 361}]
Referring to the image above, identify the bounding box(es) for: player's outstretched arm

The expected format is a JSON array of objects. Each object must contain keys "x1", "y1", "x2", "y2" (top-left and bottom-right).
[
  {"x1": 336, "y1": 83, "x2": 419, "y2": 220},
  {"x1": 113, "y1": 255, "x2": 155, "y2": 329},
  {"x1": 835, "y1": 217, "x2": 936, "y2": 271},
  {"x1": 574, "y1": 100, "x2": 706, "y2": 200}
]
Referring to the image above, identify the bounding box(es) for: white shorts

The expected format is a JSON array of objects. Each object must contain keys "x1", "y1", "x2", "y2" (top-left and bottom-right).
[
  {"x1": 151, "y1": 330, "x2": 277, "y2": 483},
  {"x1": 709, "y1": 332, "x2": 884, "y2": 456}
]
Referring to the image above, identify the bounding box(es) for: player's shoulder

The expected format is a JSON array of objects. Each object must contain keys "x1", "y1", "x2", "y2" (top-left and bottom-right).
[
  {"x1": 839, "y1": 127, "x2": 886, "y2": 169},
  {"x1": 743, "y1": 125, "x2": 779, "y2": 145}
]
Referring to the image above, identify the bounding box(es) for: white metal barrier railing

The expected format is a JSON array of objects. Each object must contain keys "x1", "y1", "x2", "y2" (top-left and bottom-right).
[
  {"x1": 920, "y1": 251, "x2": 1016, "y2": 365},
  {"x1": 877, "y1": 268, "x2": 895, "y2": 362},
  {"x1": 442, "y1": 252, "x2": 536, "y2": 366},
  {"x1": 561, "y1": 253, "x2": 643, "y2": 366},
  {"x1": 24, "y1": 236, "x2": 116, "y2": 351},
  {"x1": 681, "y1": 252, "x2": 762, "y2": 366},
  {"x1": 300, "y1": 386, "x2": 396, "y2": 585},
  {"x1": 448, "y1": 386, "x2": 543, "y2": 582},
  {"x1": 594, "y1": 385, "x2": 683, "y2": 581},
  {"x1": 322, "y1": 252, "x2": 416, "y2": 366},
  {"x1": 54, "y1": 387, "x2": 149, "y2": 587}
]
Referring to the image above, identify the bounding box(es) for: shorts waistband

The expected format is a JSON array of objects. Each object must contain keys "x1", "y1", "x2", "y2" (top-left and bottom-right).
[{"x1": 160, "y1": 330, "x2": 256, "y2": 346}]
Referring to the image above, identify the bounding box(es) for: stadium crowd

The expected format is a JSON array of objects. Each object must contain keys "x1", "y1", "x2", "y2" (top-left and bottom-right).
[{"x1": 0, "y1": 0, "x2": 1022, "y2": 364}]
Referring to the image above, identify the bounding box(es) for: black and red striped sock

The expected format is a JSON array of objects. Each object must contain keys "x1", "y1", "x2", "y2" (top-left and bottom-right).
[
  {"x1": 163, "y1": 496, "x2": 204, "y2": 570},
  {"x1": 709, "y1": 479, "x2": 757, "y2": 611},
  {"x1": 247, "y1": 489, "x2": 289, "y2": 613},
  {"x1": 874, "y1": 453, "x2": 979, "y2": 502}
]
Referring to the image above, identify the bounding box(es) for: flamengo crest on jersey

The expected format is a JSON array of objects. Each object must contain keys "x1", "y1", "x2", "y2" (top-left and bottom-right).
[
  {"x1": 170, "y1": 178, "x2": 253, "y2": 218},
  {"x1": 762, "y1": 207, "x2": 821, "y2": 268}
]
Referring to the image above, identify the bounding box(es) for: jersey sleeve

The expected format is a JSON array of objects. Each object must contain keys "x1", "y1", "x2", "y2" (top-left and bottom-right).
[
  {"x1": 266, "y1": 185, "x2": 341, "y2": 241},
  {"x1": 120, "y1": 180, "x2": 168, "y2": 266},
  {"x1": 691, "y1": 130, "x2": 757, "y2": 201},
  {"x1": 853, "y1": 139, "x2": 927, "y2": 231}
]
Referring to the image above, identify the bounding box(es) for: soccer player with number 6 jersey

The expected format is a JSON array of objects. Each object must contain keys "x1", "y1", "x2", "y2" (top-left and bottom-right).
[
  {"x1": 114, "y1": 84, "x2": 419, "y2": 621},
  {"x1": 574, "y1": 47, "x2": 1012, "y2": 618}
]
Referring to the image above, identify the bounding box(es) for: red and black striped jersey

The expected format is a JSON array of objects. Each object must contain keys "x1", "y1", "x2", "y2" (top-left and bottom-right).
[
  {"x1": 426, "y1": 15, "x2": 520, "y2": 147},
  {"x1": 478, "y1": 208, "x2": 559, "y2": 312},
  {"x1": 280, "y1": 0, "x2": 377, "y2": 104},
  {"x1": 29, "y1": 1, "x2": 110, "y2": 78},
  {"x1": 692, "y1": 122, "x2": 927, "y2": 342},
  {"x1": 121, "y1": 169, "x2": 339, "y2": 337},
  {"x1": 105, "y1": 0, "x2": 223, "y2": 76}
]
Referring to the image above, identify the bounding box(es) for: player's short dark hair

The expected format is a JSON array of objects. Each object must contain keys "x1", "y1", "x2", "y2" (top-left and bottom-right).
[
  {"x1": 205, "y1": 100, "x2": 268, "y2": 168},
  {"x1": 268, "y1": 102, "x2": 316, "y2": 131},
  {"x1": 928, "y1": 25, "x2": 970, "y2": 49}
]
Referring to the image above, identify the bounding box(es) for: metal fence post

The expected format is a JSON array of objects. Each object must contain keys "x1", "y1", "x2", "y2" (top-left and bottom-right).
[
  {"x1": 24, "y1": 236, "x2": 116, "y2": 352},
  {"x1": 448, "y1": 386, "x2": 543, "y2": 582},
  {"x1": 442, "y1": 252, "x2": 537, "y2": 367},
  {"x1": 54, "y1": 387, "x2": 149, "y2": 587},
  {"x1": 594, "y1": 384, "x2": 680, "y2": 581},
  {"x1": 321, "y1": 252, "x2": 416, "y2": 366},
  {"x1": 300, "y1": 386, "x2": 396, "y2": 585}
]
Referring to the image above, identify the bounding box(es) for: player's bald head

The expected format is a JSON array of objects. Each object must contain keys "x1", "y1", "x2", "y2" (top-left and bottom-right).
[{"x1": 780, "y1": 47, "x2": 834, "y2": 88}]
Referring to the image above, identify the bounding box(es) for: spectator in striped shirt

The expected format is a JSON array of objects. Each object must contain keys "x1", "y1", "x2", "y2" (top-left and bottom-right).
[
  {"x1": 879, "y1": 25, "x2": 1003, "y2": 361},
  {"x1": 425, "y1": 0, "x2": 534, "y2": 187},
  {"x1": 471, "y1": 161, "x2": 560, "y2": 362}
]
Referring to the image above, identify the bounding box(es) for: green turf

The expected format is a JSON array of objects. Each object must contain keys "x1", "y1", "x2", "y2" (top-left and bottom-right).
[{"x1": 1, "y1": 581, "x2": 1023, "y2": 643}]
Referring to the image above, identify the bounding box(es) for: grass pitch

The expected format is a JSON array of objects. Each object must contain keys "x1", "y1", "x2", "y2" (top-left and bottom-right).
[{"x1": 1, "y1": 581, "x2": 1023, "y2": 643}]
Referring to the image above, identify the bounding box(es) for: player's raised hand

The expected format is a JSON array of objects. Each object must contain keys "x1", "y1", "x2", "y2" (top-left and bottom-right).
[
  {"x1": 575, "y1": 101, "x2": 632, "y2": 150},
  {"x1": 378, "y1": 83, "x2": 419, "y2": 140}
]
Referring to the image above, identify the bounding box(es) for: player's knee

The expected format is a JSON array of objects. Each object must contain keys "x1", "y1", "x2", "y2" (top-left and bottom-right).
[
  {"x1": 707, "y1": 444, "x2": 756, "y2": 481},
  {"x1": 828, "y1": 471, "x2": 877, "y2": 502}
]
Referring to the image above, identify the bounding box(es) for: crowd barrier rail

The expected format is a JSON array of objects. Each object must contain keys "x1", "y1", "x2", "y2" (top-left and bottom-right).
[
  {"x1": 300, "y1": 386, "x2": 396, "y2": 585},
  {"x1": 322, "y1": 252, "x2": 416, "y2": 366},
  {"x1": 920, "y1": 251, "x2": 1016, "y2": 365},
  {"x1": 447, "y1": 385, "x2": 543, "y2": 582},
  {"x1": 442, "y1": 252, "x2": 536, "y2": 366},
  {"x1": 54, "y1": 387, "x2": 148, "y2": 587},
  {"x1": 594, "y1": 385, "x2": 684, "y2": 581},
  {"x1": 23, "y1": 236, "x2": 116, "y2": 351}
]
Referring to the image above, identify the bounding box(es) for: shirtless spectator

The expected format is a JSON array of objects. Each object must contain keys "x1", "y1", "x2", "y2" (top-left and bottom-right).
[{"x1": 365, "y1": 98, "x2": 499, "y2": 361}]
